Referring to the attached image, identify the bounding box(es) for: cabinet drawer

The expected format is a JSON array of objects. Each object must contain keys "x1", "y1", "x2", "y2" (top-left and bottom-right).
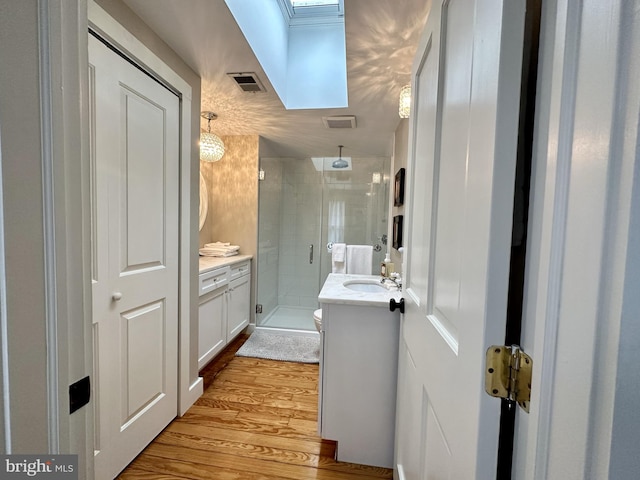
[
  {"x1": 230, "y1": 260, "x2": 250, "y2": 280},
  {"x1": 198, "y1": 267, "x2": 229, "y2": 296}
]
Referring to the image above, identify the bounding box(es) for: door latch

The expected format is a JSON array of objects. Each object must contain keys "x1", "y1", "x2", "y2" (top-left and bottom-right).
[{"x1": 485, "y1": 345, "x2": 532, "y2": 413}]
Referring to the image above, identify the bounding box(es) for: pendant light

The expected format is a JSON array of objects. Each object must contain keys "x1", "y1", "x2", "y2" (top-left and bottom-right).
[
  {"x1": 332, "y1": 145, "x2": 349, "y2": 169},
  {"x1": 200, "y1": 111, "x2": 225, "y2": 162}
]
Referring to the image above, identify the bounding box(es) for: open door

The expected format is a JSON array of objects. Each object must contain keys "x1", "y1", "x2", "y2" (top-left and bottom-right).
[
  {"x1": 394, "y1": 0, "x2": 526, "y2": 477},
  {"x1": 514, "y1": 0, "x2": 640, "y2": 477}
]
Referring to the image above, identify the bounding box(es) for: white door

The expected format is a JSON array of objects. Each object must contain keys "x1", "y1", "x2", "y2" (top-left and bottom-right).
[
  {"x1": 89, "y1": 35, "x2": 179, "y2": 479},
  {"x1": 514, "y1": 0, "x2": 640, "y2": 477},
  {"x1": 395, "y1": 1, "x2": 526, "y2": 478}
]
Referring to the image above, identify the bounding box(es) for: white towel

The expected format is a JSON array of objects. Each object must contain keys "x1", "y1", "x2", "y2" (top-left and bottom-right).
[
  {"x1": 199, "y1": 248, "x2": 239, "y2": 257},
  {"x1": 332, "y1": 243, "x2": 346, "y2": 273},
  {"x1": 346, "y1": 245, "x2": 373, "y2": 275},
  {"x1": 205, "y1": 242, "x2": 232, "y2": 248},
  {"x1": 199, "y1": 242, "x2": 240, "y2": 257}
]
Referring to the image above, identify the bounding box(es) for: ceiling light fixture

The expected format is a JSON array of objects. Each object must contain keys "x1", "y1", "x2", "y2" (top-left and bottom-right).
[
  {"x1": 200, "y1": 111, "x2": 225, "y2": 162},
  {"x1": 332, "y1": 145, "x2": 349, "y2": 169},
  {"x1": 399, "y1": 84, "x2": 411, "y2": 118}
]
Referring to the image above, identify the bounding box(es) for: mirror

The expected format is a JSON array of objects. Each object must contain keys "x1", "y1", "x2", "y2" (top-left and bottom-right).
[{"x1": 199, "y1": 171, "x2": 208, "y2": 231}]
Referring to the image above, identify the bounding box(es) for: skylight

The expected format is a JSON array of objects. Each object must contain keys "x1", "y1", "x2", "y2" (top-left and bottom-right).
[
  {"x1": 283, "y1": 0, "x2": 344, "y2": 23},
  {"x1": 290, "y1": 0, "x2": 338, "y2": 6}
]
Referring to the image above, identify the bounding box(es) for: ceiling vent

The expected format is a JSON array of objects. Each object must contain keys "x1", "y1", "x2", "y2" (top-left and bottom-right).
[
  {"x1": 322, "y1": 115, "x2": 357, "y2": 129},
  {"x1": 227, "y1": 72, "x2": 266, "y2": 93}
]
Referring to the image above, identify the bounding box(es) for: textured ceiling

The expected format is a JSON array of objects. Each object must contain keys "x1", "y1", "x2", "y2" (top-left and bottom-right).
[{"x1": 123, "y1": 0, "x2": 430, "y2": 158}]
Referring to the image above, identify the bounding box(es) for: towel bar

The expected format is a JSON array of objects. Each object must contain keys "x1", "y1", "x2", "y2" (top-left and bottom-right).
[{"x1": 327, "y1": 242, "x2": 382, "y2": 252}]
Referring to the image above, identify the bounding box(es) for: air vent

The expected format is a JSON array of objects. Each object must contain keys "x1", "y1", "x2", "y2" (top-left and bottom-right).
[
  {"x1": 322, "y1": 115, "x2": 357, "y2": 129},
  {"x1": 227, "y1": 72, "x2": 266, "y2": 93}
]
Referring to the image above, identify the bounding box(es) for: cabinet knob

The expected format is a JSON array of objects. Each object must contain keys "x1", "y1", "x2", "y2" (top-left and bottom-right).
[
  {"x1": 389, "y1": 298, "x2": 404, "y2": 314},
  {"x1": 112, "y1": 292, "x2": 123, "y2": 301}
]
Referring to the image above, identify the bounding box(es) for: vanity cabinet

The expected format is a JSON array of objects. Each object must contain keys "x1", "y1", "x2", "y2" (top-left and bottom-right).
[
  {"x1": 198, "y1": 258, "x2": 252, "y2": 370},
  {"x1": 198, "y1": 267, "x2": 229, "y2": 369},
  {"x1": 317, "y1": 273, "x2": 401, "y2": 469}
]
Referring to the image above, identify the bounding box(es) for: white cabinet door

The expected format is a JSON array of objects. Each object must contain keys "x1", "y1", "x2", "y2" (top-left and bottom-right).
[
  {"x1": 321, "y1": 303, "x2": 399, "y2": 468},
  {"x1": 395, "y1": 1, "x2": 525, "y2": 478},
  {"x1": 198, "y1": 286, "x2": 227, "y2": 370},
  {"x1": 90, "y1": 35, "x2": 179, "y2": 479},
  {"x1": 227, "y1": 273, "x2": 250, "y2": 342}
]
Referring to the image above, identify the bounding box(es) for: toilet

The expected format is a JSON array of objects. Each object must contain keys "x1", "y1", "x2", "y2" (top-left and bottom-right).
[{"x1": 313, "y1": 309, "x2": 323, "y2": 332}]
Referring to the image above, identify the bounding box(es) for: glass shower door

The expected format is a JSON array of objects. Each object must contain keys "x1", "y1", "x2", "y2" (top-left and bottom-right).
[{"x1": 256, "y1": 157, "x2": 322, "y2": 331}]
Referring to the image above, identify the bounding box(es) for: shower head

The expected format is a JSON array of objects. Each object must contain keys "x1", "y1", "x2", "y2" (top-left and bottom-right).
[
  {"x1": 332, "y1": 158, "x2": 349, "y2": 169},
  {"x1": 332, "y1": 145, "x2": 349, "y2": 169}
]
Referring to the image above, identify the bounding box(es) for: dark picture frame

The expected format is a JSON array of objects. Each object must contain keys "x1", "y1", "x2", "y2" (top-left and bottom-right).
[
  {"x1": 394, "y1": 168, "x2": 406, "y2": 206},
  {"x1": 393, "y1": 215, "x2": 403, "y2": 250}
]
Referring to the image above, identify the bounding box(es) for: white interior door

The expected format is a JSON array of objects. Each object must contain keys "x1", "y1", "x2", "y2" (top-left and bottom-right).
[
  {"x1": 514, "y1": 0, "x2": 640, "y2": 477},
  {"x1": 89, "y1": 35, "x2": 179, "y2": 479},
  {"x1": 395, "y1": 1, "x2": 526, "y2": 478}
]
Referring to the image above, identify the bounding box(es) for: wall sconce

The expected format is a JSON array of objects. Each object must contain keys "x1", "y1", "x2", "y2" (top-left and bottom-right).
[
  {"x1": 399, "y1": 84, "x2": 411, "y2": 119},
  {"x1": 200, "y1": 111, "x2": 225, "y2": 162}
]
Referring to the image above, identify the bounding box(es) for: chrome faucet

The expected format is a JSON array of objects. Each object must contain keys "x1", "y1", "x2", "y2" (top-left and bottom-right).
[{"x1": 381, "y1": 273, "x2": 402, "y2": 290}]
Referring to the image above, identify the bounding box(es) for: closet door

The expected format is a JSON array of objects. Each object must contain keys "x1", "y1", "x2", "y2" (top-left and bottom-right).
[{"x1": 90, "y1": 35, "x2": 179, "y2": 479}]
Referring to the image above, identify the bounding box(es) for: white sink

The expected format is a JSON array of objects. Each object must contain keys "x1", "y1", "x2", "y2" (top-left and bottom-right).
[{"x1": 343, "y1": 279, "x2": 388, "y2": 293}]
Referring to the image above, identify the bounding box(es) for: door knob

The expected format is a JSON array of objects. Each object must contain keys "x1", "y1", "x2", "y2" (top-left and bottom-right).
[
  {"x1": 389, "y1": 298, "x2": 404, "y2": 314},
  {"x1": 112, "y1": 292, "x2": 123, "y2": 301}
]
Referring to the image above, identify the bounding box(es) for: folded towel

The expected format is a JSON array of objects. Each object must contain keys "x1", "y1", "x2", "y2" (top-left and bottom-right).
[
  {"x1": 332, "y1": 243, "x2": 346, "y2": 262},
  {"x1": 199, "y1": 248, "x2": 239, "y2": 257},
  {"x1": 346, "y1": 245, "x2": 373, "y2": 275},
  {"x1": 199, "y1": 242, "x2": 240, "y2": 257},
  {"x1": 332, "y1": 243, "x2": 346, "y2": 273},
  {"x1": 205, "y1": 242, "x2": 232, "y2": 248}
]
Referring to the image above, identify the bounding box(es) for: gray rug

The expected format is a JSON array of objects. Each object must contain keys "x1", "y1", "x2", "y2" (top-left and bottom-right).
[{"x1": 236, "y1": 331, "x2": 320, "y2": 364}]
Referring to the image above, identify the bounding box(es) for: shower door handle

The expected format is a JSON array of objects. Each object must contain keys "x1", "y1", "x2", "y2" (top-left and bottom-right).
[{"x1": 309, "y1": 244, "x2": 314, "y2": 264}]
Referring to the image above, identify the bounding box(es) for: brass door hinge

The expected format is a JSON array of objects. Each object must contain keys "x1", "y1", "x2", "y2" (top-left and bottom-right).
[{"x1": 485, "y1": 345, "x2": 532, "y2": 413}]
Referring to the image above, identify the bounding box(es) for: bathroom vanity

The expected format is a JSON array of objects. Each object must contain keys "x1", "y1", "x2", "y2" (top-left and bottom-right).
[
  {"x1": 198, "y1": 255, "x2": 252, "y2": 370},
  {"x1": 317, "y1": 273, "x2": 401, "y2": 468}
]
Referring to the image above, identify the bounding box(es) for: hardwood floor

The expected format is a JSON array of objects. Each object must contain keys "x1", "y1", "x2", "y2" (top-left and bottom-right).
[{"x1": 118, "y1": 334, "x2": 393, "y2": 479}]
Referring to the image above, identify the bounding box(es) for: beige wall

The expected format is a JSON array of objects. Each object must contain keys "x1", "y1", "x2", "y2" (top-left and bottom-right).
[
  {"x1": 201, "y1": 135, "x2": 259, "y2": 253},
  {"x1": 390, "y1": 119, "x2": 409, "y2": 274},
  {"x1": 200, "y1": 135, "x2": 259, "y2": 323}
]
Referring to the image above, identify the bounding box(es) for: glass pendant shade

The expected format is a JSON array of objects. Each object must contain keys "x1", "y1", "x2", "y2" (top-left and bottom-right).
[
  {"x1": 200, "y1": 131, "x2": 225, "y2": 162},
  {"x1": 399, "y1": 84, "x2": 411, "y2": 118},
  {"x1": 200, "y1": 111, "x2": 225, "y2": 162}
]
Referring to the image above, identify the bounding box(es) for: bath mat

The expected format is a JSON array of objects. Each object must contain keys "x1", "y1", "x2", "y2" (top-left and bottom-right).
[{"x1": 235, "y1": 331, "x2": 320, "y2": 364}]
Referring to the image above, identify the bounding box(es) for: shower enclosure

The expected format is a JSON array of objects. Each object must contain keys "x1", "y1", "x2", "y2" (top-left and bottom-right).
[{"x1": 256, "y1": 155, "x2": 390, "y2": 331}]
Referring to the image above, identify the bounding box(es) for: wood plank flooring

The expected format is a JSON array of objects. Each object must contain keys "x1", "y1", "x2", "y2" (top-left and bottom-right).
[{"x1": 118, "y1": 334, "x2": 393, "y2": 479}]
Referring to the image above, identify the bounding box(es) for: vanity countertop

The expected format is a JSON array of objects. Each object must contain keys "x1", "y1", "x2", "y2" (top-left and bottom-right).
[
  {"x1": 199, "y1": 254, "x2": 252, "y2": 274},
  {"x1": 318, "y1": 273, "x2": 402, "y2": 307}
]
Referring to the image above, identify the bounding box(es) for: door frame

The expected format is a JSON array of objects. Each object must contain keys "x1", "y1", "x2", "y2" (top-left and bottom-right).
[
  {"x1": 0, "y1": 0, "x2": 93, "y2": 466},
  {"x1": 87, "y1": 1, "x2": 201, "y2": 418}
]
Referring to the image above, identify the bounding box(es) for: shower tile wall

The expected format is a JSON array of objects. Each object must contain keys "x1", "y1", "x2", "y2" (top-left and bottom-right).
[
  {"x1": 278, "y1": 159, "x2": 322, "y2": 308},
  {"x1": 320, "y1": 156, "x2": 390, "y2": 282}
]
